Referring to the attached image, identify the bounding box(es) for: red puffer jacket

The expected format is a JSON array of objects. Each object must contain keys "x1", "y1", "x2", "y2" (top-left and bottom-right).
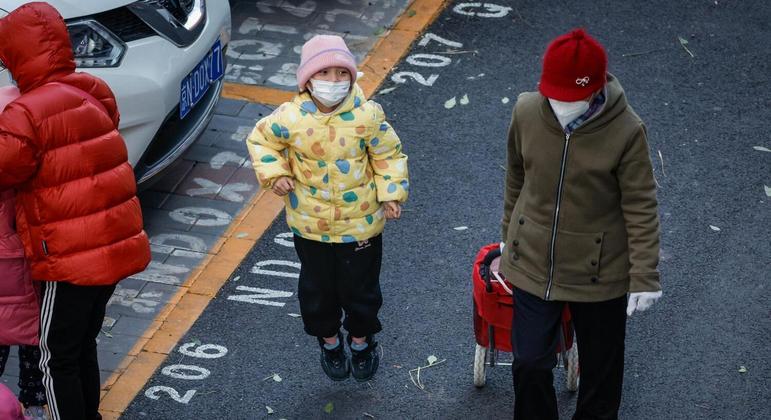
[{"x1": 0, "y1": 2, "x2": 150, "y2": 286}]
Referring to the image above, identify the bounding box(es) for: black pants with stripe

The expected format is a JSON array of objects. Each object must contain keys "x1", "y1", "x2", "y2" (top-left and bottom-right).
[
  {"x1": 0, "y1": 345, "x2": 47, "y2": 407},
  {"x1": 511, "y1": 288, "x2": 627, "y2": 420},
  {"x1": 293, "y1": 235, "x2": 383, "y2": 339},
  {"x1": 39, "y1": 281, "x2": 115, "y2": 420}
]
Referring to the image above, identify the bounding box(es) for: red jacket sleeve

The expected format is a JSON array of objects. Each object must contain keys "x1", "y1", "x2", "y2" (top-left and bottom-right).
[{"x1": 0, "y1": 103, "x2": 39, "y2": 188}]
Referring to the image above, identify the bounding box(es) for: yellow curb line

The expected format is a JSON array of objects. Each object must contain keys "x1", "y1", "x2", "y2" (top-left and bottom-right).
[
  {"x1": 98, "y1": 0, "x2": 448, "y2": 417},
  {"x1": 222, "y1": 0, "x2": 449, "y2": 104}
]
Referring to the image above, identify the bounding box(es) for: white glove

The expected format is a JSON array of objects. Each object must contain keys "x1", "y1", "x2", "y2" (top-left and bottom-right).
[
  {"x1": 626, "y1": 291, "x2": 662, "y2": 316},
  {"x1": 500, "y1": 241, "x2": 505, "y2": 252}
]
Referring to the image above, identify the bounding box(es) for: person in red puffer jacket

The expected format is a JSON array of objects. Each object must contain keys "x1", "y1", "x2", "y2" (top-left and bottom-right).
[{"x1": 0, "y1": 3, "x2": 151, "y2": 419}]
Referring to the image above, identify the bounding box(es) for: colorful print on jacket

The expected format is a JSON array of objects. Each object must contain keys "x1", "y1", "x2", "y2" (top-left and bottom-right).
[{"x1": 247, "y1": 84, "x2": 409, "y2": 243}]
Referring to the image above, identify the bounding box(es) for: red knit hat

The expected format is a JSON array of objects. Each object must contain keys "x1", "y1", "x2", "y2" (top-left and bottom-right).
[{"x1": 539, "y1": 28, "x2": 607, "y2": 101}]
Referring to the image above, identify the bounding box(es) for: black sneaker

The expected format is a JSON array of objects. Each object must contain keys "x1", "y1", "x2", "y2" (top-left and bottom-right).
[
  {"x1": 318, "y1": 335, "x2": 350, "y2": 381},
  {"x1": 348, "y1": 335, "x2": 379, "y2": 382}
]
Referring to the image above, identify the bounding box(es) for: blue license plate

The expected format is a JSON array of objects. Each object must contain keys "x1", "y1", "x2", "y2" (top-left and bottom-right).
[{"x1": 180, "y1": 39, "x2": 224, "y2": 119}]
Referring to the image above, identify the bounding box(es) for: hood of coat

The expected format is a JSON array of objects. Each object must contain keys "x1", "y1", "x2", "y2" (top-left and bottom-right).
[
  {"x1": 540, "y1": 73, "x2": 629, "y2": 134},
  {"x1": 293, "y1": 83, "x2": 366, "y2": 117},
  {"x1": 0, "y1": 2, "x2": 76, "y2": 94}
]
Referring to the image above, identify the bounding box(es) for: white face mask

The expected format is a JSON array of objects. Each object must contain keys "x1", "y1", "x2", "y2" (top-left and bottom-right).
[
  {"x1": 309, "y1": 79, "x2": 350, "y2": 108},
  {"x1": 548, "y1": 98, "x2": 590, "y2": 129}
]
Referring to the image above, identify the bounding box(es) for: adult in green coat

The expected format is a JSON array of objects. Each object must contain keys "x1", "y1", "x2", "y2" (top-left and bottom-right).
[{"x1": 501, "y1": 29, "x2": 662, "y2": 419}]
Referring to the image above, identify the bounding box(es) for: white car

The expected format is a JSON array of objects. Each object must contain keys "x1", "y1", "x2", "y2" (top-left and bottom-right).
[{"x1": 0, "y1": 0, "x2": 231, "y2": 185}]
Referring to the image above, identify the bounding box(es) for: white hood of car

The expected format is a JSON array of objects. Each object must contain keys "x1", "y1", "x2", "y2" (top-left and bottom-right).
[{"x1": 0, "y1": 0, "x2": 135, "y2": 19}]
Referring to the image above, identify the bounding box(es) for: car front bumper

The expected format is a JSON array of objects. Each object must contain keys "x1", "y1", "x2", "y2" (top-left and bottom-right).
[{"x1": 84, "y1": 2, "x2": 231, "y2": 185}]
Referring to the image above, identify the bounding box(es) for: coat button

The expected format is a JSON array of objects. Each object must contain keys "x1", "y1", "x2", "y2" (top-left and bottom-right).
[
  {"x1": 513, "y1": 240, "x2": 519, "y2": 246},
  {"x1": 591, "y1": 276, "x2": 598, "y2": 283},
  {"x1": 518, "y1": 218, "x2": 525, "y2": 225},
  {"x1": 512, "y1": 252, "x2": 520, "y2": 261},
  {"x1": 591, "y1": 260, "x2": 597, "y2": 266},
  {"x1": 595, "y1": 237, "x2": 602, "y2": 244}
]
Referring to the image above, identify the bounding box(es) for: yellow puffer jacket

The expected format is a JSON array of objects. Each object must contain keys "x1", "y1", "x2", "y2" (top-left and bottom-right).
[{"x1": 247, "y1": 84, "x2": 409, "y2": 243}]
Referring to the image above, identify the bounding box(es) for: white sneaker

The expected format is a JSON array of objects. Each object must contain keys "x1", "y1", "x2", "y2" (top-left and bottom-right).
[{"x1": 23, "y1": 405, "x2": 49, "y2": 420}]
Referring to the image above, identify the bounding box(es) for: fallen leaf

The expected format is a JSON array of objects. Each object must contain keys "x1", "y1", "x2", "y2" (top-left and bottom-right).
[
  {"x1": 101, "y1": 329, "x2": 113, "y2": 338},
  {"x1": 288, "y1": 313, "x2": 302, "y2": 318},
  {"x1": 407, "y1": 9, "x2": 416, "y2": 17},
  {"x1": 272, "y1": 373, "x2": 282, "y2": 382},
  {"x1": 102, "y1": 316, "x2": 116, "y2": 328},
  {"x1": 765, "y1": 185, "x2": 771, "y2": 197},
  {"x1": 192, "y1": 338, "x2": 202, "y2": 346},
  {"x1": 501, "y1": 97, "x2": 510, "y2": 104},
  {"x1": 266, "y1": 406, "x2": 275, "y2": 415},
  {"x1": 427, "y1": 355, "x2": 438, "y2": 365},
  {"x1": 459, "y1": 94, "x2": 469, "y2": 105},
  {"x1": 324, "y1": 402, "x2": 334, "y2": 414},
  {"x1": 657, "y1": 150, "x2": 666, "y2": 176},
  {"x1": 378, "y1": 86, "x2": 397, "y2": 95},
  {"x1": 363, "y1": 413, "x2": 375, "y2": 419},
  {"x1": 408, "y1": 358, "x2": 447, "y2": 390},
  {"x1": 232, "y1": 276, "x2": 241, "y2": 282},
  {"x1": 709, "y1": 225, "x2": 721, "y2": 231},
  {"x1": 738, "y1": 366, "x2": 747, "y2": 373},
  {"x1": 752, "y1": 146, "x2": 771, "y2": 152},
  {"x1": 453, "y1": 226, "x2": 468, "y2": 231},
  {"x1": 236, "y1": 232, "x2": 249, "y2": 238},
  {"x1": 444, "y1": 96, "x2": 457, "y2": 109},
  {"x1": 678, "y1": 36, "x2": 695, "y2": 57},
  {"x1": 374, "y1": 27, "x2": 385, "y2": 36}
]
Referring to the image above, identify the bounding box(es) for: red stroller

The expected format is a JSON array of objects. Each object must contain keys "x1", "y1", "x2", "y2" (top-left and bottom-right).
[{"x1": 472, "y1": 243, "x2": 579, "y2": 390}]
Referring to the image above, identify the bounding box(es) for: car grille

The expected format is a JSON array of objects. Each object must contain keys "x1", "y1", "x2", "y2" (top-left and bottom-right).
[
  {"x1": 156, "y1": 0, "x2": 194, "y2": 23},
  {"x1": 91, "y1": 7, "x2": 156, "y2": 43}
]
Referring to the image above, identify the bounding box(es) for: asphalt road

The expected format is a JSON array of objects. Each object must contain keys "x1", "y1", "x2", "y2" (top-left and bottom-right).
[{"x1": 123, "y1": 0, "x2": 771, "y2": 418}]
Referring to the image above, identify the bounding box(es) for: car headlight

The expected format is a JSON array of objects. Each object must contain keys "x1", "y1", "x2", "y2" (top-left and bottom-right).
[{"x1": 67, "y1": 20, "x2": 126, "y2": 68}]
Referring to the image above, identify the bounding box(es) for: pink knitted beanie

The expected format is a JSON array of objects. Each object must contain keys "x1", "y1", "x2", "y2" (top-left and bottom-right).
[{"x1": 296, "y1": 35, "x2": 357, "y2": 91}]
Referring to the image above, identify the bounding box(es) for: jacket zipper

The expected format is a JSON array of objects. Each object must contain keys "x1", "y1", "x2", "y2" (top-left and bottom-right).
[
  {"x1": 545, "y1": 132, "x2": 571, "y2": 300},
  {"x1": 42, "y1": 240, "x2": 49, "y2": 256}
]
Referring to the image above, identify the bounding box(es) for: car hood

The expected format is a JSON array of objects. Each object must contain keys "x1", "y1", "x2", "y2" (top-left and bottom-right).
[{"x1": 0, "y1": 0, "x2": 135, "y2": 19}]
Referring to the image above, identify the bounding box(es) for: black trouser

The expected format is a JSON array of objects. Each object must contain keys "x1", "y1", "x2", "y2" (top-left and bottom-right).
[
  {"x1": 293, "y1": 234, "x2": 383, "y2": 339},
  {"x1": 0, "y1": 345, "x2": 46, "y2": 407},
  {"x1": 511, "y1": 288, "x2": 627, "y2": 420},
  {"x1": 38, "y1": 281, "x2": 115, "y2": 420}
]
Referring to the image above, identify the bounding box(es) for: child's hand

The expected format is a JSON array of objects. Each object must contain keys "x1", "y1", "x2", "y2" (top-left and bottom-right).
[
  {"x1": 383, "y1": 201, "x2": 402, "y2": 219},
  {"x1": 272, "y1": 176, "x2": 295, "y2": 196}
]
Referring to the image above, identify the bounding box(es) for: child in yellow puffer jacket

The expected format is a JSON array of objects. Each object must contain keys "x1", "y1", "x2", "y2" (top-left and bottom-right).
[{"x1": 246, "y1": 35, "x2": 408, "y2": 382}]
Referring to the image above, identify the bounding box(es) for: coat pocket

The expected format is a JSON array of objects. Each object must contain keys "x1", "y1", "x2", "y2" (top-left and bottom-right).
[
  {"x1": 553, "y1": 228, "x2": 604, "y2": 285},
  {"x1": 507, "y1": 214, "x2": 551, "y2": 280}
]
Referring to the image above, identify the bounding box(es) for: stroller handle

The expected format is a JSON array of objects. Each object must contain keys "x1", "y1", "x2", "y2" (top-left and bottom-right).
[
  {"x1": 483, "y1": 247, "x2": 501, "y2": 267},
  {"x1": 480, "y1": 247, "x2": 502, "y2": 292},
  {"x1": 479, "y1": 246, "x2": 514, "y2": 295}
]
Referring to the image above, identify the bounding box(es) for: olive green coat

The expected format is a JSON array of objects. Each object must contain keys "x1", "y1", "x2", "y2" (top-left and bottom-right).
[{"x1": 501, "y1": 74, "x2": 661, "y2": 302}]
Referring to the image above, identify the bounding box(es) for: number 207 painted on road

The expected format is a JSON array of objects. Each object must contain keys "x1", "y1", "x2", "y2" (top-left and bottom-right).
[{"x1": 390, "y1": 33, "x2": 462, "y2": 87}]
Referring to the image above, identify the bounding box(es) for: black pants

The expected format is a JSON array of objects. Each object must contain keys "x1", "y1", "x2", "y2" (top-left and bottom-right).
[
  {"x1": 0, "y1": 345, "x2": 46, "y2": 407},
  {"x1": 511, "y1": 288, "x2": 627, "y2": 420},
  {"x1": 293, "y1": 234, "x2": 383, "y2": 338},
  {"x1": 39, "y1": 281, "x2": 115, "y2": 420}
]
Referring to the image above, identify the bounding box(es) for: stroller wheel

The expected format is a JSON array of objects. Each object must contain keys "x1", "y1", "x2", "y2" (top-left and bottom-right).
[
  {"x1": 565, "y1": 339, "x2": 579, "y2": 392},
  {"x1": 473, "y1": 343, "x2": 487, "y2": 388}
]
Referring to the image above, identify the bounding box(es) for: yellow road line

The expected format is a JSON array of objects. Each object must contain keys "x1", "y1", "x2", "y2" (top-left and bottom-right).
[
  {"x1": 222, "y1": 0, "x2": 448, "y2": 104},
  {"x1": 98, "y1": 0, "x2": 449, "y2": 417}
]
